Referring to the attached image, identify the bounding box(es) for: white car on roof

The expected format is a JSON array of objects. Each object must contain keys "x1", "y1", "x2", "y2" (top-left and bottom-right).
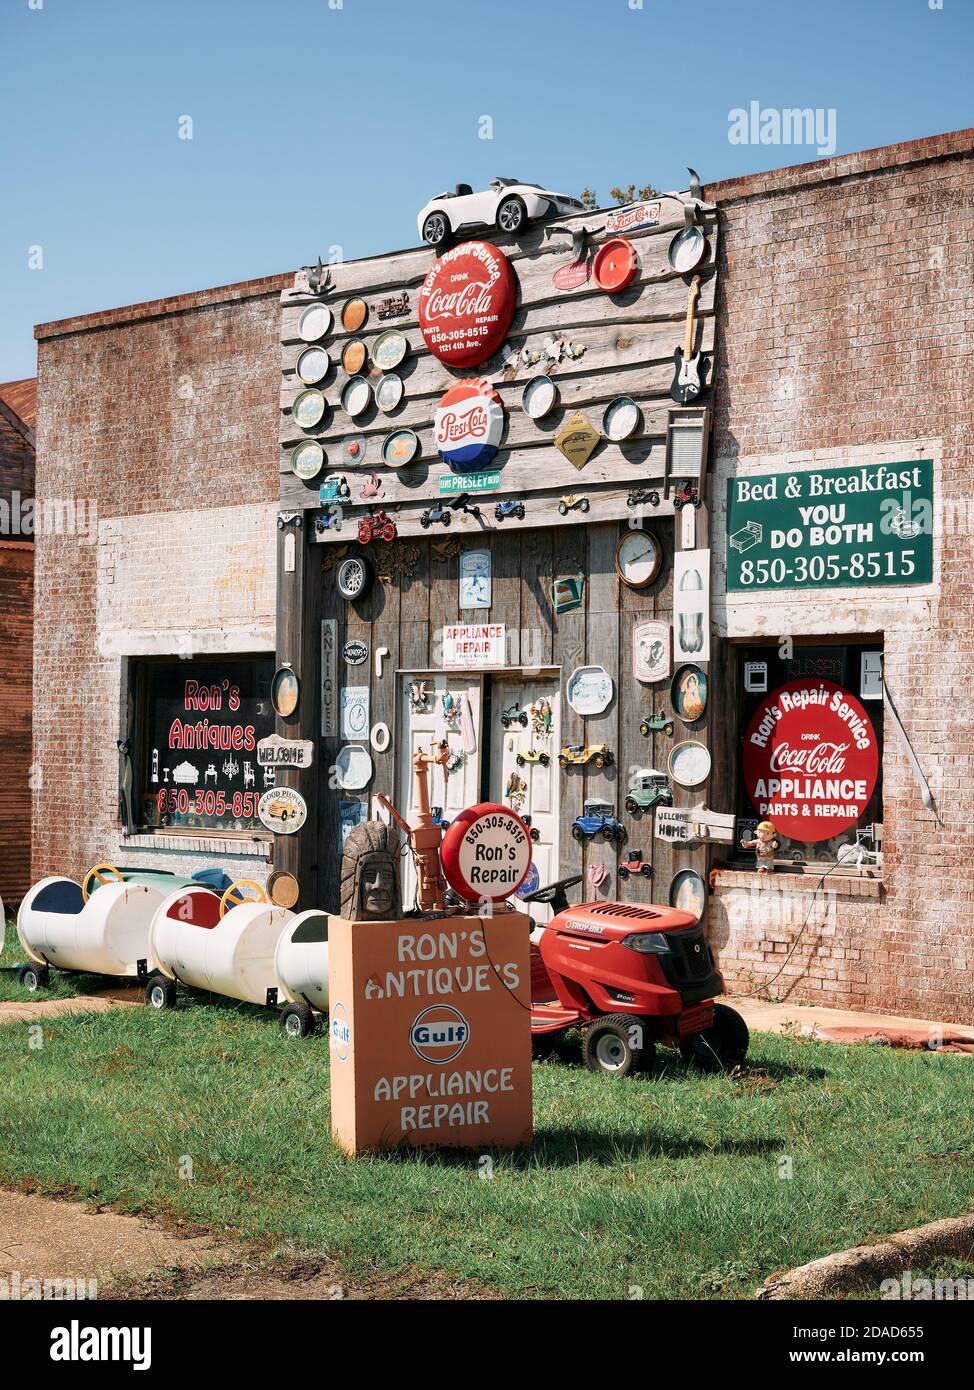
[{"x1": 417, "y1": 178, "x2": 583, "y2": 248}]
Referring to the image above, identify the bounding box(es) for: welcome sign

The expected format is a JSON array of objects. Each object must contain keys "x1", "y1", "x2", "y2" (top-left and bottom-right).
[{"x1": 725, "y1": 460, "x2": 933, "y2": 592}]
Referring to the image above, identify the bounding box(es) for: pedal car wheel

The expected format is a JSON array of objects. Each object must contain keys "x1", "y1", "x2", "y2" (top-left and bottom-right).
[
  {"x1": 601, "y1": 826, "x2": 614, "y2": 841},
  {"x1": 559, "y1": 754, "x2": 568, "y2": 767},
  {"x1": 640, "y1": 864, "x2": 653, "y2": 878},
  {"x1": 624, "y1": 797, "x2": 638, "y2": 814},
  {"x1": 18, "y1": 963, "x2": 48, "y2": 993},
  {"x1": 639, "y1": 721, "x2": 649, "y2": 736},
  {"x1": 558, "y1": 502, "x2": 567, "y2": 515},
  {"x1": 580, "y1": 499, "x2": 590, "y2": 512},
  {"x1": 539, "y1": 753, "x2": 549, "y2": 766},
  {"x1": 280, "y1": 1002, "x2": 316, "y2": 1039},
  {"x1": 618, "y1": 866, "x2": 629, "y2": 880},
  {"x1": 145, "y1": 975, "x2": 178, "y2": 1011},
  {"x1": 679, "y1": 1004, "x2": 750, "y2": 1072},
  {"x1": 572, "y1": 825, "x2": 584, "y2": 842},
  {"x1": 516, "y1": 755, "x2": 525, "y2": 766},
  {"x1": 583, "y1": 1015, "x2": 655, "y2": 1078},
  {"x1": 594, "y1": 755, "x2": 605, "y2": 768}
]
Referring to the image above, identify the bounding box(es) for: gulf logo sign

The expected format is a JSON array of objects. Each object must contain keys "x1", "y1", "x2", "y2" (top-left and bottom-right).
[
  {"x1": 434, "y1": 379, "x2": 504, "y2": 474},
  {"x1": 331, "y1": 1002, "x2": 351, "y2": 1061},
  {"x1": 410, "y1": 1005, "x2": 470, "y2": 1064}
]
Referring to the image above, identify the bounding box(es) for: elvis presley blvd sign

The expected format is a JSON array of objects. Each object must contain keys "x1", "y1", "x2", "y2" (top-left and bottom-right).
[{"x1": 725, "y1": 460, "x2": 933, "y2": 592}]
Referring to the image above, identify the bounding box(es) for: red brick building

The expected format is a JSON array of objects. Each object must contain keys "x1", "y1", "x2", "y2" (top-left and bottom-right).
[{"x1": 29, "y1": 128, "x2": 974, "y2": 1021}]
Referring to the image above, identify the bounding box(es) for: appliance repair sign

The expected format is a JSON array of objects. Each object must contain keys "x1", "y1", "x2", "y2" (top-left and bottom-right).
[{"x1": 725, "y1": 460, "x2": 933, "y2": 592}]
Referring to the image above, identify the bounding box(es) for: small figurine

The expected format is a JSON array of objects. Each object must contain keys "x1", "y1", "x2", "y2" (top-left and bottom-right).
[
  {"x1": 505, "y1": 770, "x2": 527, "y2": 811},
  {"x1": 340, "y1": 820, "x2": 401, "y2": 920},
  {"x1": 530, "y1": 697, "x2": 552, "y2": 738},
  {"x1": 409, "y1": 681, "x2": 430, "y2": 713},
  {"x1": 442, "y1": 691, "x2": 461, "y2": 724},
  {"x1": 741, "y1": 820, "x2": 779, "y2": 874}
]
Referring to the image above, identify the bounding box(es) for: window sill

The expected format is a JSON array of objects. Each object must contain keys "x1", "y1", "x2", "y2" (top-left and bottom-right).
[
  {"x1": 119, "y1": 832, "x2": 272, "y2": 859},
  {"x1": 712, "y1": 867, "x2": 884, "y2": 899}
]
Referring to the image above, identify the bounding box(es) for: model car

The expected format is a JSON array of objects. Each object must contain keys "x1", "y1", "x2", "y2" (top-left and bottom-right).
[
  {"x1": 639, "y1": 712, "x2": 675, "y2": 738},
  {"x1": 572, "y1": 799, "x2": 626, "y2": 844},
  {"x1": 429, "y1": 807, "x2": 452, "y2": 830},
  {"x1": 500, "y1": 702, "x2": 529, "y2": 729},
  {"x1": 315, "y1": 507, "x2": 343, "y2": 534},
  {"x1": 521, "y1": 813, "x2": 541, "y2": 844},
  {"x1": 318, "y1": 473, "x2": 350, "y2": 504},
  {"x1": 420, "y1": 502, "x2": 452, "y2": 528},
  {"x1": 557, "y1": 494, "x2": 590, "y2": 516},
  {"x1": 558, "y1": 743, "x2": 614, "y2": 769},
  {"x1": 515, "y1": 748, "x2": 550, "y2": 767},
  {"x1": 672, "y1": 484, "x2": 701, "y2": 510},
  {"x1": 357, "y1": 510, "x2": 397, "y2": 544},
  {"x1": 418, "y1": 178, "x2": 584, "y2": 248},
  {"x1": 624, "y1": 768, "x2": 673, "y2": 814},
  {"x1": 628, "y1": 487, "x2": 660, "y2": 508},
  {"x1": 617, "y1": 851, "x2": 653, "y2": 881},
  {"x1": 494, "y1": 498, "x2": 525, "y2": 522}
]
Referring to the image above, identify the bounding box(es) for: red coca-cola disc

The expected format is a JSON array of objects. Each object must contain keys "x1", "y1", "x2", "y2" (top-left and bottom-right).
[
  {"x1": 742, "y1": 680, "x2": 879, "y2": 843},
  {"x1": 593, "y1": 237, "x2": 639, "y2": 292},
  {"x1": 440, "y1": 802, "x2": 533, "y2": 902},
  {"x1": 418, "y1": 241, "x2": 516, "y2": 367}
]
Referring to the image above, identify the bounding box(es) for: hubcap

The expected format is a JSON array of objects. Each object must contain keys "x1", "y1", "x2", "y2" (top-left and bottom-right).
[
  {"x1": 499, "y1": 202, "x2": 522, "y2": 231},
  {"x1": 25, "y1": 972, "x2": 38, "y2": 992},
  {"x1": 426, "y1": 214, "x2": 446, "y2": 242},
  {"x1": 594, "y1": 1033, "x2": 628, "y2": 1072},
  {"x1": 285, "y1": 1013, "x2": 302, "y2": 1037},
  {"x1": 150, "y1": 985, "x2": 166, "y2": 1009}
]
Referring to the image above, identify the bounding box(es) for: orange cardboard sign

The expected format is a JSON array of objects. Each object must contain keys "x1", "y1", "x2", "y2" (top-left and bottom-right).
[{"x1": 329, "y1": 909, "x2": 532, "y2": 1154}]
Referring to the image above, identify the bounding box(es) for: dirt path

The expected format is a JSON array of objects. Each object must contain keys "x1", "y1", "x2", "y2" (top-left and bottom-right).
[{"x1": 0, "y1": 985, "x2": 141, "y2": 1025}]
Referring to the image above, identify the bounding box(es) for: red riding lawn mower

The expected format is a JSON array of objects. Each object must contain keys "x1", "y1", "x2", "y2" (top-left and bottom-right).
[{"x1": 520, "y1": 874, "x2": 749, "y2": 1078}]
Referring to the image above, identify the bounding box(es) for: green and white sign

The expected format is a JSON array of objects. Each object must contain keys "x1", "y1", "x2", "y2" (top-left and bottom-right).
[
  {"x1": 439, "y1": 471, "x2": 500, "y2": 496},
  {"x1": 725, "y1": 460, "x2": 933, "y2": 592}
]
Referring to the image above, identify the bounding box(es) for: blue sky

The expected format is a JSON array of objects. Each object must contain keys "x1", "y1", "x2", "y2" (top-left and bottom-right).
[{"x1": 1, "y1": 0, "x2": 970, "y2": 381}]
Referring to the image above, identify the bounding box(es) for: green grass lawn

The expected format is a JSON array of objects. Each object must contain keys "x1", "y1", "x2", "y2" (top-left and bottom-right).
[{"x1": 2, "y1": 913, "x2": 974, "y2": 1299}]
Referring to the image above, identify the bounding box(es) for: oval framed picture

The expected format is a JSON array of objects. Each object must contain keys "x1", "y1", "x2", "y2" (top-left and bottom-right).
[
  {"x1": 341, "y1": 376, "x2": 372, "y2": 419},
  {"x1": 341, "y1": 297, "x2": 368, "y2": 332},
  {"x1": 292, "y1": 388, "x2": 326, "y2": 430},
  {"x1": 669, "y1": 868, "x2": 707, "y2": 922},
  {"x1": 382, "y1": 428, "x2": 420, "y2": 468},
  {"x1": 522, "y1": 374, "x2": 558, "y2": 421},
  {"x1": 342, "y1": 339, "x2": 368, "y2": 376},
  {"x1": 615, "y1": 529, "x2": 662, "y2": 589},
  {"x1": 342, "y1": 434, "x2": 367, "y2": 468},
  {"x1": 290, "y1": 439, "x2": 324, "y2": 480},
  {"x1": 671, "y1": 664, "x2": 708, "y2": 723},
  {"x1": 603, "y1": 396, "x2": 641, "y2": 441},
  {"x1": 374, "y1": 372, "x2": 404, "y2": 413},
  {"x1": 295, "y1": 345, "x2": 330, "y2": 384},
  {"x1": 297, "y1": 303, "x2": 332, "y2": 342},
  {"x1": 272, "y1": 666, "x2": 300, "y2": 719},
  {"x1": 668, "y1": 740, "x2": 712, "y2": 789},
  {"x1": 371, "y1": 329, "x2": 409, "y2": 371},
  {"x1": 668, "y1": 225, "x2": 707, "y2": 275}
]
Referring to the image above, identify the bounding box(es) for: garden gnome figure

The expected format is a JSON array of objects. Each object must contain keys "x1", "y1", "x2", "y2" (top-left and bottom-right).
[
  {"x1": 340, "y1": 820, "x2": 401, "y2": 920},
  {"x1": 740, "y1": 820, "x2": 778, "y2": 874}
]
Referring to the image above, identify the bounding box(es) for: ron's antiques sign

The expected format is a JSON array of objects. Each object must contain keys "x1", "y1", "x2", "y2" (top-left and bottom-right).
[{"x1": 725, "y1": 460, "x2": 933, "y2": 592}]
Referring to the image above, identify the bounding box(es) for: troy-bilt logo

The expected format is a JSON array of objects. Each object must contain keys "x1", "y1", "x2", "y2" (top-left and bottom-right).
[{"x1": 410, "y1": 1006, "x2": 470, "y2": 1064}]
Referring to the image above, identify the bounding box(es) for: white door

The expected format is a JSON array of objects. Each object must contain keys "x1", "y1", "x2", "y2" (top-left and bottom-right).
[
  {"x1": 398, "y1": 674, "x2": 483, "y2": 913},
  {"x1": 488, "y1": 677, "x2": 561, "y2": 924}
]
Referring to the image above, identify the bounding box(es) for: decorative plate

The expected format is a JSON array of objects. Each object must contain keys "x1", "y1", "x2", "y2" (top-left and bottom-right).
[
  {"x1": 668, "y1": 740, "x2": 712, "y2": 788},
  {"x1": 341, "y1": 339, "x2": 368, "y2": 375},
  {"x1": 671, "y1": 664, "x2": 708, "y2": 723},
  {"x1": 669, "y1": 868, "x2": 707, "y2": 922},
  {"x1": 297, "y1": 304, "x2": 332, "y2": 342},
  {"x1": 371, "y1": 329, "x2": 409, "y2": 371},
  {"x1": 566, "y1": 665, "x2": 614, "y2": 716},
  {"x1": 522, "y1": 374, "x2": 558, "y2": 420},
  {"x1": 668, "y1": 225, "x2": 707, "y2": 275},
  {"x1": 342, "y1": 435, "x2": 367, "y2": 468},
  {"x1": 296, "y1": 345, "x2": 330, "y2": 384},
  {"x1": 603, "y1": 396, "x2": 641, "y2": 440},
  {"x1": 341, "y1": 298, "x2": 368, "y2": 332},
  {"x1": 375, "y1": 372, "x2": 404, "y2": 413},
  {"x1": 292, "y1": 388, "x2": 326, "y2": 430},
  {"x1": 341, "y1": 376, "x2": 372, "y2": 419},
  {"x1": 335, "y1": 744, "x2": 374, "y2": 791},
  {"x1": 290, "y1": 439, "x2": 324, "y2": 480},
  {"x1": 382, "y1": 428, "x2": 420, "y2": 468},
  {"x1": 593, "y1": 237, "x2": 639, "y2": 292}
]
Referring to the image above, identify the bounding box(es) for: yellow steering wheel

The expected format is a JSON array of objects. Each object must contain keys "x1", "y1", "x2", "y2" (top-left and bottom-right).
[
  {"x1": 219, "y1": 879, "x2": 267, "y2": 918},
  {"x1": 81, "y1": 862, "x2": 124, "y2": 903}
]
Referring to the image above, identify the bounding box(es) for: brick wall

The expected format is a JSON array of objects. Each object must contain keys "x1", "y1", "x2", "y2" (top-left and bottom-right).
[
  {"x1": 709, "y1": 130, "x2": 974, "y2": 1023},
  {"x1": 0, "y1": 401, "x2": 35, "y2": 904}
]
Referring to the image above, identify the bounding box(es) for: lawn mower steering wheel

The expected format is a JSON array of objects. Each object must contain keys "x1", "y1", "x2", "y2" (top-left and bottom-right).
[{"x1": 520, "y1": 874, "x2": 582, "y2": 906}]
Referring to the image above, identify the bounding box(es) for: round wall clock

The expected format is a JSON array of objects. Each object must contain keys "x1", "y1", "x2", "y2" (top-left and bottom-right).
[
  {"x1": 341, "y1": 377, "x2": 372, "y2": 418},
  {"x1": 522, "y1": 374, "x2": 558, "y2": 420},
  {"x1": 341, "y1": 298, "x2": 368, "y2": 332},
  {"x1": 668, "y1": 226, "x2": 707, "y2": 274},
  {"x1": 668, "y1": 740, "x2": 712, "y2": 789},
  {"x1": 296, "y1": 345, "x2": 330, "y2": 384},
  {"x1": 290, "y1": 439, "x2": 324, "y2": 480},
  {"x1": 374, "y1": 372, "x2": 404, "y2": 413},
  {"x1": 382, "y1": 429, "x2": 420, "y2": 468},
  {"x1": 272, "y1": 666, "x2": 300, "y2": 718},
  {"x1": 371, "y1": 329, "x2": 409, "y2": 371},
  {"x1": 342, "y1": 339, "x2": 368, "y2": 375},
  {"x1": 671, "y1": 664, "x2": 708, "y2": 723},
  {"x1": 615, "y1": 529, "x2": 662, "y2": 589},
  {"x1": 297, "y1": 304, "x2": 332, "y2": 342},
  {"x1": 593, "y1": 237, "x2": 639, "y2": 292},
  {"x1": 292, "y1": 388, "x2": 326, "y2": 430},
  {"x1": 603, "y1": 396, "x2": 641, "y2": 441}
]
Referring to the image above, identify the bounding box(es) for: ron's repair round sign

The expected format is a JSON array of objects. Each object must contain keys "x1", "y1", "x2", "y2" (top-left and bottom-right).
[
  {"x1": 441, "y1": 802, "x2": 532, "y2": 902},
  {"x1": 743, "y1": 679, "x2": 879, "y2": 842}
]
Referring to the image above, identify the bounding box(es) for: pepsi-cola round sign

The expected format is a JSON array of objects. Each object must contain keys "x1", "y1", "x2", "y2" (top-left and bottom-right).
[
  {"x1": 418, "y1": 241, "x2": 515, "y2": 367},
  {"x1": 435, "y1": 379, "x2": 504, "y2": 474},
  {"x1": 441, "y1": 802, "x2": 532, "y2": 902},
  {"x1": 743, "y1": 679, "x2": 879, "y2": 843}
]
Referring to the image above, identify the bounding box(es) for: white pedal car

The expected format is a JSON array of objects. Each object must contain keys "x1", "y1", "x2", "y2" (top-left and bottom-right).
[{"x1": 417, "y1": 178, "x2": 583, "y2": 248}]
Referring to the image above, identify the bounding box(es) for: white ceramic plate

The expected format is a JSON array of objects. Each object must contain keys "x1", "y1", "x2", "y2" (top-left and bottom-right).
[
  {"x1": 566, "y1": 665, "x2": 614, "y2": 716},
  {"x1": 298, "y1": 304, "x2": 332, "y2": 342},
  {"x1": 335, "y1": 744, "x2": 374, "y2": 791},
  {"x1": 668, "y1": 740, "x2": 712, "y2": 788}
]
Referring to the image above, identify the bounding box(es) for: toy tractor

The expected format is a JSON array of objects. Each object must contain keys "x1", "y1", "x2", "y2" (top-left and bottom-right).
[
  {"x1": 618, "y1": 850, "x2": 653, "y2": 881},
  {"x1": 558, "y1": 743, "x2": 614, "y2": 769},
  {"x1": 521, "y1": 874, "x2": 750, "y2": 1076},
  {"x1": 639, "y1": 712, "x2": 675, "y2": 738}
]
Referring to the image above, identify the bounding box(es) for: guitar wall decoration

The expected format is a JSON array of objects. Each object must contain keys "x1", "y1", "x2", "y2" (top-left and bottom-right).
[{"x1": 670, "y1": 274, "x2": 709, "y2": 404}]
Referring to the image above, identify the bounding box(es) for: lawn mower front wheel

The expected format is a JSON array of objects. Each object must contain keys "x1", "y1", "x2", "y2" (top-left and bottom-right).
[
  {"x1": 679, "y1": 1003, "x2": 750, "y2": 1072},
  {"x1": 582, "y1": 1015, "x2": 655, "y2": 1078}
]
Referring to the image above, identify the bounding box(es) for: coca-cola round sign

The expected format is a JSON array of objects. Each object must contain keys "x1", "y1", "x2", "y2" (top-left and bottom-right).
[
  {"x1": 419, "y1": 241, "x2": 515, "y2": 367},
  {"x1": 743, "y1": 680, "x2": 879, "y2": 843},
  {"x1": 435, "y1": 379, "x2": 504, "y2": 473}
]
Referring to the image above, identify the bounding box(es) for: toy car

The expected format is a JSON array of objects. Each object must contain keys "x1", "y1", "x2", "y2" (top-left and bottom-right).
[
  {"x1": 572, "y1": 799, "x2": 626, "y2": 844},
  {"x1": 357, "y1": 510, "x2": 397, "y2": 544},
  {"x1": 558, "y1": 494, "x2": 590, "y2": 516},
  {"x1": 315, "y1": 507, "x2": 343, "y2": 534},
  {"x1": 429, "y1": 807, "x2": 452, "y2": 830},
  {"x1": 420, "y1": 502, "x2": 451, "y2": 528},
  {"x1": 521, "y1": 873, "x2": 749, "y2": 1077},
  {"x1": 618, "y1": 850, "x2": 653, "y2": 881},
  {"x1": 628, "y1": 487, "x2": 660, "y2": 508},
  {"x1": 672, "y1": 484, "x2": 701, "y2": 510},
  {"x1": 639, "y1": 712, "x2": 675, "y2": 738},
  {"x1": 494, "y1": 498, "x2": 525, "y2": 522},
  {"x1": 318, "y1": 473, "x2": 350, "y2": 504},
  {"x1": 521, "y1": 813, "x2": 541, "y2": 843},
  {"x1": 500, "y1": 702, "x2": 529, "y2": 729},
  {"x1": 624, "y1": 768, "x2": 673, "y2": 813},
  {"x1": 558, "y1": 743, "x2": 614, "y2": 769},
  {"x1": 515, "y1": 748, "x2": 550, "y2": 767},
  {"x1": 418, "y1": 178, "x2": 584, "y2": 248}
]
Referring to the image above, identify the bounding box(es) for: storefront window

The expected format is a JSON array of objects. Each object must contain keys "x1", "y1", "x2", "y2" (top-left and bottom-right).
[
  {"x1": 131, "y1": 657, "x2": 274, "y2": 834},
  {"x1": 736, "y1": 641, "x2": 884, "y2": 869}
]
